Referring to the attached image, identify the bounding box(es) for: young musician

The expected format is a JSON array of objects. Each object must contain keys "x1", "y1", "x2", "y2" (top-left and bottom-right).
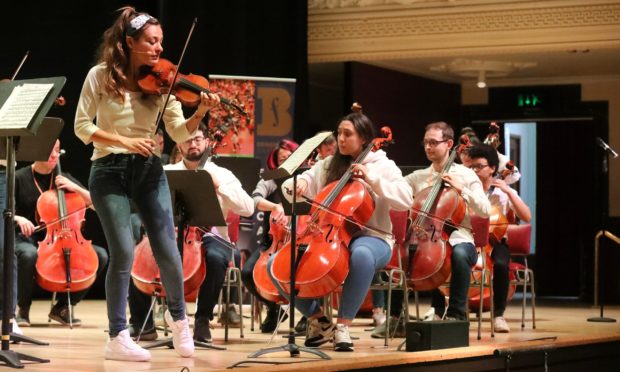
[
  {"x1": 467, "y1": 144, "x2": 531, "y2": 332},
  {"x1": 13, "y1": 140, "x2": 108, "y2": 327},
  {"x1": 164, "y1": 123, "x2": 254, "y2": 343},
  {"x1": 240, "y1": 139, "x2": 299, "y2": 333},
  {"x1": 405, "y1": 122, "x2": 491, "y2": 322},
  {"x1": 74, "y1": 7, "x2": 219, "y2": 361},
  {"x1": 270, "y1": 111, "x2": 413, "y2": 351}
]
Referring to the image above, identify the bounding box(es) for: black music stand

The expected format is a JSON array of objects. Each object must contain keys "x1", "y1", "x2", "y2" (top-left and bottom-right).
[
  {"x1": 232, "y1": 131, "x2": 332, "y2": 367},
  {"x1": 213, "y1": 156, "x2": 261, "y2": 196},
  {"x1": 142, "y1": 169, "x2": 227, "y2": 351},
  {"x1": 0, "y1": 75, "x2": 65, "y2": 369}
]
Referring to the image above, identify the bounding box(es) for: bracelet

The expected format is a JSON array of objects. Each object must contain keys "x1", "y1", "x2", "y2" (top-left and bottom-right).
[{"x1": 193, "y1": 111, "x2": 206, "y2": 119}]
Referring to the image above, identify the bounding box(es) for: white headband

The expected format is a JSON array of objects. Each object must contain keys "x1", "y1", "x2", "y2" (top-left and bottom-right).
[{"x1": 127, "y1": 14, "x2": 153, "y2": 36}]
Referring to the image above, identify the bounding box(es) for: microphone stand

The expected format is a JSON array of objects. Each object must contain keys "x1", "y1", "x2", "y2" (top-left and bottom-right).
[{"x1": 588, "y1": 137, "x2": 618, "y2": 323}]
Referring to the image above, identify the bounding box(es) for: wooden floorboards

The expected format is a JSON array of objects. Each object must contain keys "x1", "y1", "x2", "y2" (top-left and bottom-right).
[{"x1": 3, "y1": 298, "x2": 620, "y2": 371}]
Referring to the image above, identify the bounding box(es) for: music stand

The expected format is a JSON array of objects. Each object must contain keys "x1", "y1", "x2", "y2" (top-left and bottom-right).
[
  {"x1": 233, "y1": 131, "x2": 332, "y2": 367},
  {"x1": 213, "y1": 156, "x2": 261, "y2": 196},
  {"x1": 0, "y1": 75, "x2": 65, "y2": 369},
  {"x1": 142, "y1": 169, "x2": 227, "y2": 351}
]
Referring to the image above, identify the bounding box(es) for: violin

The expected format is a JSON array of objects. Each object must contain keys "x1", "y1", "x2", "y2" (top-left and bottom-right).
[
  {"x1": 137, "y1": 58, "x2": 246, "y2": 115},
  {"x1": 35, "y1": 155, "x2": 98, "y2": 293},
  {"x1": 407, "y1": 135, "x2": 471, "y2": 291},
  {"x1": 270, "y1": 127, "x2": 394, "y2": 299},
  {"x1": 131, "y1": 226, "x2": 206, "y2": 301}
]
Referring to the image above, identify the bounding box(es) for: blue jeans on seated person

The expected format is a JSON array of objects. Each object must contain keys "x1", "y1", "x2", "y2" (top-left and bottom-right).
[
  {"x1": 431, "y1": 242, "x2": 477, "y2": 320},
  {"x1": 89, "y1": 154, "x2": 186, "y2": 337},
  {"x1": 267, "y1": 235, "x2": 392, "y2": 320}
]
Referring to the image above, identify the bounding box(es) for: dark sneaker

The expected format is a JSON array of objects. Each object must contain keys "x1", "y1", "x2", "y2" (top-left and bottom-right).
[
  {"x1": 295, "y1": 316, "x2": 308, "y2": 334},
  {"x1": 16, "y1": 307, "x2": 30, "y2": 327},
  {"x1": 305, "y1": 318, "x2": 335, "y2": 347},
  {"x1": 334, "y1": 324, "x2": 354, "y2": 352},
  {"x1": 261, "y1": 308, "x2": 287, "y2": 333},
  {"x1": 218, "y1": 306, "x2": 241, "y2": 328},
  {"x1": 194, "y1": 317, "x2": 212, "y2": 343},
  {"x1": 49, "y1": 305, "x2": 82, "y2": 326},
  {"x1": 128, "y1": 324, "x2": 158, "y2": 341}
]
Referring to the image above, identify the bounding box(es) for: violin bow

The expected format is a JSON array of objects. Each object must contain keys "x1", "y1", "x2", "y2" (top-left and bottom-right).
[
  {"x1": 194, "y1": 225, "x2": 237, "y2": 251},
  {"x1": 32, "y1": 203, "x2": 93, "y2": 233},
  {"x1": 10, "y1": 51, "x2": 29, "y2": 80},
  {"x1": 154, "y1": 18, "x2": 198, "y2": 133},
  {"x1": 408, "y1": 206, "x2": 474, "y2": 234}
]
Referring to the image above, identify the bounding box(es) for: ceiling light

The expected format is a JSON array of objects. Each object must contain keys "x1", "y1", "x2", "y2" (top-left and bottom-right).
[{"x1": 477, "y1": 70, "x2": 487, "y2": 88}]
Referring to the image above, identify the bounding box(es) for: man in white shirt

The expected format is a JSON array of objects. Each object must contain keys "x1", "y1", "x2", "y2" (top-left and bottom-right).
[
  {"x1": 164, "y1": 123, "x2": 254, "y2": 343},
  {"x1": 405, "y1": 122, "x2": 490, "y2": 321}
]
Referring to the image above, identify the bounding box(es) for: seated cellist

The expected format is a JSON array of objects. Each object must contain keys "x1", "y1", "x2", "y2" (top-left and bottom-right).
[
  {"x1": 467, "y1": 144, "x2": 531, "y2": 332},
  {"x1": 164, "y1": 123, "x2": 254, "y2": 343},
  {"x1": 269, "y1": 110, "x2": 412, "y2": 352},
  {"x1": 404, "y1": 122, "x2": 490, "y2": 322},
  {"x1": 13, "y1": 140, "x2": 108, "y2": 327}
]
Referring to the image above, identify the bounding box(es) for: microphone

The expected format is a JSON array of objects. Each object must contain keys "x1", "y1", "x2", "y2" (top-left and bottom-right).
[{"x1": 596, "y1": 137, "x2": 618, "y2": 158}]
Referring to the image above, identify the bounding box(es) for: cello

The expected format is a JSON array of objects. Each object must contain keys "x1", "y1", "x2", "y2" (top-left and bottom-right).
[
  {"x1": 35, "y1": 153, "x2": 99, "y2": 295},
  {"x1": 270, "y1": 127, "x2": 394, "y2": 299},
  {"x1": 407, "y1": 136, "x2": 471, "y2": 291},
  {"x1": 131, "y1": 226, "x2": 206, "y2": 301},
  {"x1": 253, "y1": 216, "x2": 308, "y2": 303}
]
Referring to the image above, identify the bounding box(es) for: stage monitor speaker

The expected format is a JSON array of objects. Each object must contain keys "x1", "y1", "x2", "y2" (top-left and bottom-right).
[{"x1": 405, "y1": 320, "x2": 469, "y2": 352}]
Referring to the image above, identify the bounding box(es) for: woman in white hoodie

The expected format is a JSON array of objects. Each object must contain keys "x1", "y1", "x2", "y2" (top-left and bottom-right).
[{"x1": 271, "y1": 111, "x2": 413, "y2": 352}]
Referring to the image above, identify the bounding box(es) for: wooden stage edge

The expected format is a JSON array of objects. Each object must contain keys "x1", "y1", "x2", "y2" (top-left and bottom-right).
[{"x1": 4, "y1": 298, "x2": 620, "y2": 371}]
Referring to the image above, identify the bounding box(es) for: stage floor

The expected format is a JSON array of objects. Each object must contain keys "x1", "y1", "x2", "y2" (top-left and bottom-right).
[{"x1": 4, "y1": 298, "x2": 620, "y2": 371}]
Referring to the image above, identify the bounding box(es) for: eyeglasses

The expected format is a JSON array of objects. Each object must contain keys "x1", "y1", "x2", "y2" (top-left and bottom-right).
[
  {"x1": 469, "y1": 164, "x2": 489, "y2": 171},
  {"x1": 183, "y1": 136, "x2": 205, "y2": 145},
  {"x1": 421, "y1": 139, "x2": 448, "y2": 148}
]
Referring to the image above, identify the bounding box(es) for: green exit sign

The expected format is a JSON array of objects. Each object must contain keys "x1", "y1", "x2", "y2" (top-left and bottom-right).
[{"x1": 518, "y1": 94, "x2": 541, "y2": 107}]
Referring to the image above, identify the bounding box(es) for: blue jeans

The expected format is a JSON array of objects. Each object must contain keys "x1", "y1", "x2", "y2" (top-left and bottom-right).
[
  {"x1": 268, "y1": 235, "x2": 391, "y2": 320},
  {"x1": 89, "y1": 154, "x2": 186, "y2": 337},
  {"x1": 431, "y1": 242, "x2": 477, "y2": 319}
]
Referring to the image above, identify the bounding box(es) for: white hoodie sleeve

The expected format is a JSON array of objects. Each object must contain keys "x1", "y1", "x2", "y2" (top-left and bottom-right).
[
  {"x1": 213, "y1": 166, "x2": 255, "y2": 218},
  {"x1": 365, "y1": 157, "x2": 413, "y2": 211}
]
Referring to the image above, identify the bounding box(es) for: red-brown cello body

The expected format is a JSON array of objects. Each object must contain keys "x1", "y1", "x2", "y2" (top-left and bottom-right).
[
  {"x1": 35, "y1": 164, "x2": 98, "y2": 293},
  {"x1": 271, "y1": 128, "x2": 393, "y2": 299},
  {"x1": 408, "y1": 137, "x2": 470, "y2": 291},
  {"x1": 131, "y1": 226, "x2": 206, "y2": 301},
  {"x1": 254, "y1": 216, "x2": 308, "y2": 303}
]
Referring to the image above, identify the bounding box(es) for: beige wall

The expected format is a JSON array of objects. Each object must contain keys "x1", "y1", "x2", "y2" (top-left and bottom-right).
[{"x1": 462, "y1": 78, "x2": 620, "y2": 216}]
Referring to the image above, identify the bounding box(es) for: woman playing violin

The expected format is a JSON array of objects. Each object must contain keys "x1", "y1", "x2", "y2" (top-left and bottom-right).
[
  {"x1": 404, "y1": 122, "x2": 490, "y2": 322},
  {"x1": 271, "y1": 112, "x2": 412, "y2": 352},
  {"x1": 467, "y1": 144, "x2": 531, "y2": 332},
  {"x1": 13, "y1": 140, "x2": 108, "y2": 328},
  {"x1": 74, "y1": 7, "x2": 219, "y2": 361}
]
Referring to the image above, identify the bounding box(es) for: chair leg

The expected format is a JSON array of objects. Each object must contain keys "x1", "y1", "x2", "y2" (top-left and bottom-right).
[
  {"x1": 477, "y1": 270, "x2": 483, "y2": 340},
  {"x1": 489, "y1": 274, "x2": 494, "y2": 337},
  {"x1": 414, "y1": 291, "x2": 420, "y2": 321},
  {"x1": 385, "y1": 283, "x2": 392, "y2": 347},
  {"x1": 250, "y1": 295, "x2": 255, "y2": 331},
  {"x1": 529, "y1": 269, "x2": 536, "y2": 329},
  {"x1": 521, "y1": 269, "x2": 527, "y2": 329},
  {"x1": 225, "y1": 269, "x2": 232, "y2": 342},
  {"x1": 237, "y1": 271, "x2": 244, "y2": 338},
  {"x1": 49, "y1": 292, "x2": 57, "y2": 323}
]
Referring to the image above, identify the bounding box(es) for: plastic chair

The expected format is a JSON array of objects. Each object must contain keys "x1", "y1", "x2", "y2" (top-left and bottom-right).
[{"x1": 506, "y1": 223, "x2": 535, "y2": 329}]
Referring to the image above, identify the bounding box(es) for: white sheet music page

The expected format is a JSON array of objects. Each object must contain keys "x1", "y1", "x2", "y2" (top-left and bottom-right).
[
  {"x1": 279, "y1": 131, "x2": 332, "y2": 175},
  {"x1": 0, "y1": 83, "x2": 54, "y2": 129}
]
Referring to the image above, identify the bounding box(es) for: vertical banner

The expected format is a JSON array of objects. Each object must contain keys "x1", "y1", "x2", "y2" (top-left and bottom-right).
[{"x1": 209, "y1": 75, "x2": 296, "y2": 168}]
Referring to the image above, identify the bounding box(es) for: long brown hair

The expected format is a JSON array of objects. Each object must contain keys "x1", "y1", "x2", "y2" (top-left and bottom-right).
[
  {"x1": 95, "y1": 7, "x2": 160, "y2": 100},
  {"x1": 325, "y1": 112, "x2": 376, "y2": 184}
]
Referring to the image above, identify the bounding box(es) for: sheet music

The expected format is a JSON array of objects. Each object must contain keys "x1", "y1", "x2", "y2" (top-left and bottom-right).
[
  {"x1": 0, "y1": 83, "x2": 54, "y2": 129},
  {"x1": 279, "y1": 131, "x2": 333, "y2": 175}
]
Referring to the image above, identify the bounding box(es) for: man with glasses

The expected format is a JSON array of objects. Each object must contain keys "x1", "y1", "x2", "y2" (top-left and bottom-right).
[
  {"x1": 165, "y1": 123, "x2": 254, "y2": 343},
  {"x1": 405, "y1": 122, "x2": 490, "y2": 321},
  {"x1": 467, "y1": 144, "x2": 531, "y2": 332},
  {"x1": 374, "y1": 122, "x2": 490, "y2": 339}
]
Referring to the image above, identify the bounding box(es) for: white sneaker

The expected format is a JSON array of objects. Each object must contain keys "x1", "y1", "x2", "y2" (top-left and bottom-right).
[
  {"x1": 104, "y1": 329, "x2": 151, "y2": 362},
  {"x1": 494, "y1": 316, "x2": 510, "y2": 333},
  {"x1": 305, "y1": 318, "x2": 335, "y2": 347},
  {"x1": 372, "y1": 309, "x2": 386, "y2": 327},
  {"x1": 165, "y1": 310, "x2": 194, "y2": 357},
  {"x1": 422, "y1": 307, "x2": 441, "y2": 321},
  {"x1": 334, "y1": 324, "x2": 354, "y2": 352},
  {"x1": 11, "y1": 318, "x2": 23, "y2": 335}
]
